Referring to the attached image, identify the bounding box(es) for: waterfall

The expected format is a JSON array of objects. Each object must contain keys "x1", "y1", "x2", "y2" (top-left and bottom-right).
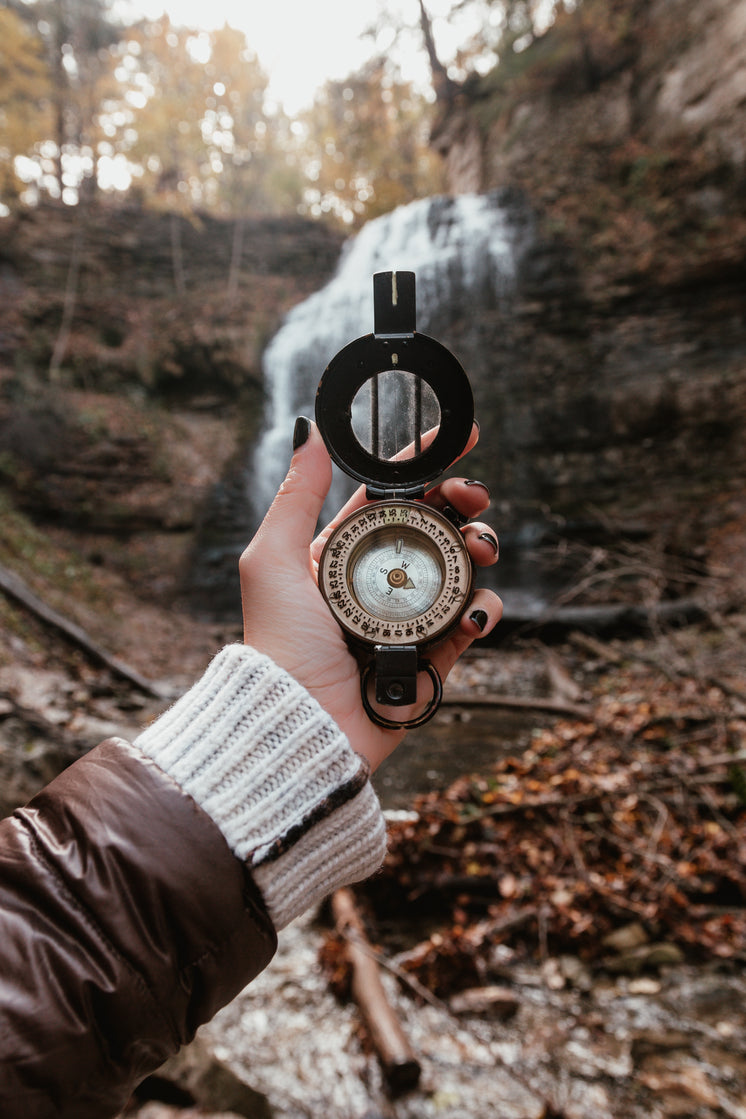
[{"x1": 251, "y1": 190, "x2": 533, "y2": 522}]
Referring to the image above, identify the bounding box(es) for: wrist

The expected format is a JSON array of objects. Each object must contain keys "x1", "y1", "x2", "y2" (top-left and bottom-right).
[{"x1": 134, "y1": 645, "x2": 387, "y2": 929}]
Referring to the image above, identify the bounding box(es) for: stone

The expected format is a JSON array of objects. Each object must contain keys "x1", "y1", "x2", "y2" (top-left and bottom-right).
[
  {"x1": 148, "y1": 1036, "x2": 273, "y2": 1119},
  {"x1": 605, "y1": 942, "x2": 685, "y2": 975},
  {"x1": 602, "y1": 921, "x2": 649, "y2": 953},
  {"x1": 559, "y1": 954, "x2": 593, "y2": 991},
  {"x1": 449, "y1": 984, "x2": 520, "y2": 1019}
]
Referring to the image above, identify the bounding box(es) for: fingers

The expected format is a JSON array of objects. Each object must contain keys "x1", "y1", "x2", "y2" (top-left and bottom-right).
[
  {"x1": 463, "y1": 522, "x2": 499, "y2": 565},
  {"x1": 425, "y1": 478, "x2": 498, "y2": 566},
  {"x1": 427, "y1": 588, "x2": 504, "y2": 684},
  {"x1": 424, "y1": 476, "x2": 491, "y2": 521},
  {"x1": 461, "y1": 588, "x2": 503, "y2": 638}
]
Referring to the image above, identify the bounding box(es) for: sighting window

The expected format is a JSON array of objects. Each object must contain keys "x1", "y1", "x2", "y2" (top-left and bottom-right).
[{"x1": 351, "y1": 370, "x2": 440, "y2": 461}]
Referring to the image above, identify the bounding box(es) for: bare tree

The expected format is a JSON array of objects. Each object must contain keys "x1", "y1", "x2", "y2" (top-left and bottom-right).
[{"x1": 417, "y1": 0, "x2": 457, "y2": 101}]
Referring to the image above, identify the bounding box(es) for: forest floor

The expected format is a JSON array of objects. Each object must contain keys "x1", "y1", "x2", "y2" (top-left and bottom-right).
[
  {"x1": 135, "y1": 613, "x2": 746, "y2": 1119},
  {"x1": 0, "y1": 482, "x2": 745, "y2": 1118}
]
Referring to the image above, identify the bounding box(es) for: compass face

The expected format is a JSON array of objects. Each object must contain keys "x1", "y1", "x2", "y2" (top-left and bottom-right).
[{"x1": 319, "y1": 501, "x2": 472, "y2": 647}]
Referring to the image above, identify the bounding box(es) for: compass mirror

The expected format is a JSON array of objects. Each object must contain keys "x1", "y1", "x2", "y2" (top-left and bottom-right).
[{"x1": 350, "y1": 369, "x2": 441, "y2": 462}]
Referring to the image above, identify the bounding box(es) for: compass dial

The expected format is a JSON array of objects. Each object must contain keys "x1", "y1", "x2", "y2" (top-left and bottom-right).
[
  {"x1": 350, "y1": 529, "x2": 443, "y2": 621},
  {"x1": 319, "y1": 501, "x2": 473, "y2": 647}
]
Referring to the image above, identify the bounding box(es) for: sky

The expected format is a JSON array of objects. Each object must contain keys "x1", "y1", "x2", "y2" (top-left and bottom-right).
[{"x1": 119, "y1": 0, "x2": 490, "y2": 114}]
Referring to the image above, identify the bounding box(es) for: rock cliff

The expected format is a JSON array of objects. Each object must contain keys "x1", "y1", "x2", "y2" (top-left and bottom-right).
[
  {"x1": 426, "y1": 0, "x2": 746, "y2": 594},
  {"x1": 0, "y1": 205, "x2": 343, "y2": 646},
  {"x1": 435, "y1": 0, "x2": 746, "y2": 264}
]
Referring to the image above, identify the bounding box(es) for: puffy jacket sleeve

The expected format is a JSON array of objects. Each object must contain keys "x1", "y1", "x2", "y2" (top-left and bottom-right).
[
  {"x1": 0, "y1": 645, "x2": 388, "y2": 1118},
  {"x1": 0, "y1": 737, "x2": 277, "y2": 1118}
]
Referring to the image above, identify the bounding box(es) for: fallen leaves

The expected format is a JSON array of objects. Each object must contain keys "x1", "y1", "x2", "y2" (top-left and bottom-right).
[{"x1": 357, "y1": 653, "x2": 746, "y2": 999}]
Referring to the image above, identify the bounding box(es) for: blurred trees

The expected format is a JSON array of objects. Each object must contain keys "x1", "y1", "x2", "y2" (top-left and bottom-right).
[
  {"x1": 411, "y1": 0, "x2": 577, "y2": 88},
  {"x1": 3, "y1": 0, "x2": 565, "y2": 223},
  {"x1": 0, "y1": 6, "x2": 51, "y2": 203},
  {"x1": 103, "y1": 18, "x2": 302, "y2": 214},
  {"x1": 5, "y1": 0, "x2": 122, "y2": 201},
  {"x1": 298, "y1": 59, "x2": 444, "y2": 225}
]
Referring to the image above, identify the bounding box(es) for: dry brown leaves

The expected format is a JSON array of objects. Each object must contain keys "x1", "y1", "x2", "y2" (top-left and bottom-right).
[{"x1": 358, "y1": 671, "x2": 746, "y2": 998}]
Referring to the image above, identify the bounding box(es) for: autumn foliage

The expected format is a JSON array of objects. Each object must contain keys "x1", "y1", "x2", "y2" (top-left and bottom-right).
[{"x1": 356, "y1": 647, "x2": 746, "y2": 998}]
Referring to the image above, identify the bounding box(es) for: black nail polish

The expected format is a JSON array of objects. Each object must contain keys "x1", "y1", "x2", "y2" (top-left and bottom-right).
[
  {"x1": 470, "y1": 608, "x2": 488, "y2": 632},
  {"x1": 478, "y1": 532, "x2": 499, "y2": 555},
  {"x1": 293, "y1": 416, "x2": 311, "y2": 451},
  {"x1": 465, "y1": 479, "x2": 491, "y2": 498}
]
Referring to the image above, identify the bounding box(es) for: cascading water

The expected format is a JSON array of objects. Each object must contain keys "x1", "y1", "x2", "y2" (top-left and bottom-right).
[{"x1": 251, "y1": 190, "x2": 533, "y2": 523}]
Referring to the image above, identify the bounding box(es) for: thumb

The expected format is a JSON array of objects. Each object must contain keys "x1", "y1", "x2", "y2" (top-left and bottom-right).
[{"x1": 255, "y1": 417, "x2": 332, "y2": 557}]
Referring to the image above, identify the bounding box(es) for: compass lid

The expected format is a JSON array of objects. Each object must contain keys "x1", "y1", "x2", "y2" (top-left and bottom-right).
[{"x1": 315, "y1": 271, "x2": 474, "y2": 498}]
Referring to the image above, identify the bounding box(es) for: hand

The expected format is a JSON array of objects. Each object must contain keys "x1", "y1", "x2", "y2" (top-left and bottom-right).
[{"x1": 239, "y1": 418, "x2": 502, "y2": 771}]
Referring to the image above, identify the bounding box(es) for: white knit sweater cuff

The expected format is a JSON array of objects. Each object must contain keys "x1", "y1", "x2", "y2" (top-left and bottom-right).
[{"x1": 134, "y1": 645, "x2": 387, "y2": 930}]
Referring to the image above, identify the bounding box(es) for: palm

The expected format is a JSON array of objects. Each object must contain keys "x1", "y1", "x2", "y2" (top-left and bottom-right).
[{"x1": 240, "y1": 422, "x2": 500, "y2": 772}]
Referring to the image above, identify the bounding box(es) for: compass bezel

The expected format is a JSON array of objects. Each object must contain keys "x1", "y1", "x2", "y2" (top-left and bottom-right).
[
  {"x1": 315, "y1": 331, "x2": 474, "y2": 495},
  {"x1": 319, "y1": 500, "x2": 474, "y2": 649}
]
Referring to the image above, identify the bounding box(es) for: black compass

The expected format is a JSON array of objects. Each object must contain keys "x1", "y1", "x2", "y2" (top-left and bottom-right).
[{"x1": 316, "y1": 270, "x2": 475, "y2": 729}]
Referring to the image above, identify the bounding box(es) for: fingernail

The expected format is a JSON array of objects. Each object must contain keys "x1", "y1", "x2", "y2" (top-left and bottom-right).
[
  {"x1": 478, "y1": 532, "x2": 499, "y2": 556},
  {"x1": 293, "y1": 416, "x2": 311, "y2": 451},
  {"x1": 465, "y1": 479, "x2": 491, "y2": 499},
  {"x1": 470, "y1": 608, "x2": 488, "y2": 632}
]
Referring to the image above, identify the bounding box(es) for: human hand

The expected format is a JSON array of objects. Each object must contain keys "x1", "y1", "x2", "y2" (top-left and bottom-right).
[{"x1": 240, "y1": 417, "x2": 502, "y2": 771}]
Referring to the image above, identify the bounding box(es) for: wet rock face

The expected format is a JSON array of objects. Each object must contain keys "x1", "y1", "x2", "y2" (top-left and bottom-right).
[
  {"x1": 0, "y1": 205, "x2": 343, "y2": 398},
  {"x1": 425, "y1": 0, "x2": 746, "y2": 559},
  {"x1": 438, "y1": 0, "x2": 746, "y2": 198},
  {"x1": 452, "y1": 251, "x2": 746, "y2": 540},
  {"x1": 0, "y1": 204, "x2": 343, "y2": 558},
  {"x1": 640, "y1": 0, "x2": 746, "y2": 167}
]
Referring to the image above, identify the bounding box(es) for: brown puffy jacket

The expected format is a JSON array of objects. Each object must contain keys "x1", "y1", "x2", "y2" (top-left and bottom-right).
[{"x1": 0, "y1": 737, "x2": 278, "y2": 1118}]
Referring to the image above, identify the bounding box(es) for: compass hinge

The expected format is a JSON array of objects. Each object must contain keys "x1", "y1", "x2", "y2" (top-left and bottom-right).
[
  {"x1": 373, "y1": 644, "x2": 418, "y2": 707},
  {"x1": 365, "y1": 485, "x2": 426, "y2": 501}
]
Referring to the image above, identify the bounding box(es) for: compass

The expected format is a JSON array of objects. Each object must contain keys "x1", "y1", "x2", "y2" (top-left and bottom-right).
[{"x1": 316, "y1": 270, "x2": 475, "y2": 730}]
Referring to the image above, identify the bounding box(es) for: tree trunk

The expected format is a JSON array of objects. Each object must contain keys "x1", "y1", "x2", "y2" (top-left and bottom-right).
[
  {"x1": 417, "y1": 0, "x2": 455, "y2": 101},
  {"x1": 49, "y1": 208, "x2": 83, "y2": 380},
  {"x1": 170, "y1": 211, "x2": 186, "y2": 296},
  {"x1": 331, "y1": 888, "x2": 421, "y2": 1095}
]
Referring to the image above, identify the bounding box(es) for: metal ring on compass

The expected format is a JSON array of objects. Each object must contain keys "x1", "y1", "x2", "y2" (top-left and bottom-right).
[{"x1": 360, "y1": 660, "x2": 443, "y2": 730}]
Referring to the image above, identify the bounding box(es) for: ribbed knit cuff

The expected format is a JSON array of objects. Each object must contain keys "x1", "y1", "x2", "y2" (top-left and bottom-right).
[{"x1": 134, "y1": 645, "x2": 387, "y2": 929}]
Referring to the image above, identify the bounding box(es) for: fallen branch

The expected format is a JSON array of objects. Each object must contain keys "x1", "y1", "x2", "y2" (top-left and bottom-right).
[
  {"x1": 392, "y1": 907, "x2": 538, "y2": 974},
  {"x1": 497, "y1": 596, "x2": 706, "y2": 639},
  {"x1": 570, "y1": 633, "x2": 746, "y2": 702},
  {"x1": 569, "y1": 631, "x2": 623, "y2": 664},
  {"x1": 441, "y1": 692, "x2": 590, "y2": 718},
  {"x1": 0, "y1": 562, "x2": 166, "y2": 699},
  {"x1": 344, "y1": 934, "x2": 450, "y2": 1013},
  {"x1": 331, "y1": 888, "x2": 421, "y2": 1095},
  {"x1": 542, "y1": 644, "x2": 585, "y2": 704}
]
